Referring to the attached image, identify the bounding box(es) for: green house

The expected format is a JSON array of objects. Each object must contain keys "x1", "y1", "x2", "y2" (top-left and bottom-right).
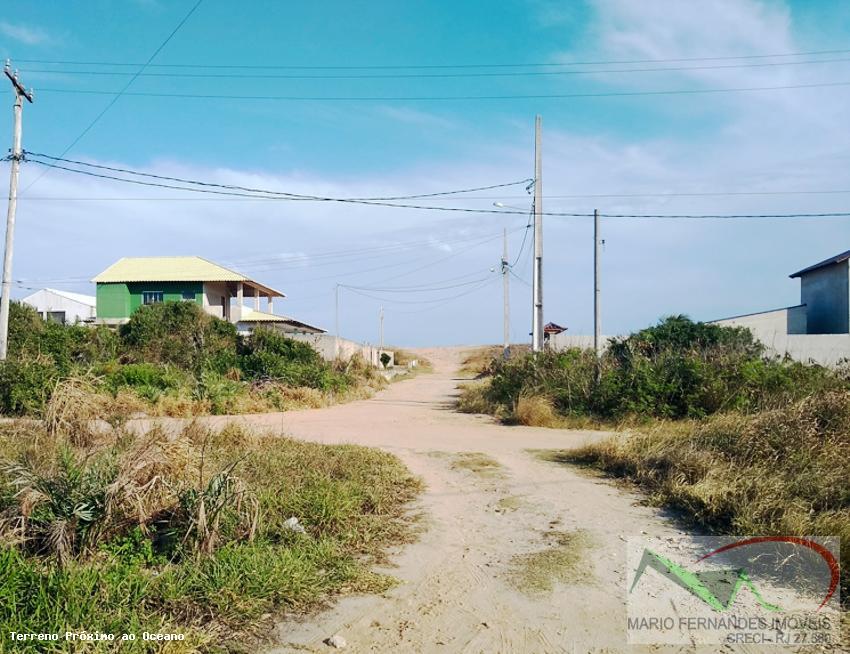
[{"x1": 92, "y1": 256, "x2": 286, "y2": 325}]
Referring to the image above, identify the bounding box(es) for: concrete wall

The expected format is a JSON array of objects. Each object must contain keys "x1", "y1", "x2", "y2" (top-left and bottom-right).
[
  {"x1": 287, "y1": 333, "x2": 394, "y2": 368},
  {"x1": 711, "y1": 305, "x2": 807, "y2": 335},
  {"x1": 800, "y1": 261, "x2": 849, "y2": 334},
  {"x1": 548, "y1": 333, "x2": 614, "y2": 352},
  {"x1": 202, "y1": 282, "x2": 228, "y2": 319},
  {"x1": 753, "y1": 332, "x2": 850, "y2": 367}
]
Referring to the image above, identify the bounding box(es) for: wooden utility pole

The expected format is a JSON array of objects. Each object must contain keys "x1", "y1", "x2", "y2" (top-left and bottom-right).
[
  {"x1": 531, "y1": 115, "x2": 544, "y2": 352},
  {"x1": 379, "y1": 305, "x2": 384, "y2": 350},
  {"x1": 501, "y1": 228, "x2": 510, "y2": 359},
  {"x1": 0, "y1": 62, "x2": 33, "y2": 361},
  {"x1": 594, "y1": 209, "x2": 602, "y2": 377}
]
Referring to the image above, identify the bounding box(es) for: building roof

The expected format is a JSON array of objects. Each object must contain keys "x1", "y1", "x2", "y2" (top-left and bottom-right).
[
  {"x1": 92, "y1": 256, "x2": 285, "y2": 297},
  {"x1": 543, "y1": 321, "x2": 567, "y2": 334},
  {"x1": 23, "y1": 288, "x2": 96, "y2": 307},
  {"x1": 236, "y1": 306, "x2": 326, "y2": 333},
  {"x1": 789, "y1": 249, "x2": 850, "y2": 278},
  {"x1": 236, "y1": 306, "x2": 288, "y2": 323}
]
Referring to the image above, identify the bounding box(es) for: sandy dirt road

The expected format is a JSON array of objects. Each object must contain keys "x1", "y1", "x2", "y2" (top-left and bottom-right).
[{"x1": 183, "y1": 348, "x2": 813, "y2": 654}]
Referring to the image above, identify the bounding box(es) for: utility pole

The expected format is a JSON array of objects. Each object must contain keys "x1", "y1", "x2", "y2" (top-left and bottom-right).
[
  {"x1": 334, "y1": 283, "x2": 340, "y2": 359},
  {"x1": 0, "y1": 62, "x2": 33, "y2": 361},
  {"x1": 379, "y1": 306, "x2": 384, "y2": 350},
  {"x1": 594, "y1": 209, "x2": 602, "y2": 373},
  {"x1": 531, "y1": 115, "x2": 544, "y2": 352},
  {"x1": 501, "y1": 228, "x2": 510, "y2": 359}
]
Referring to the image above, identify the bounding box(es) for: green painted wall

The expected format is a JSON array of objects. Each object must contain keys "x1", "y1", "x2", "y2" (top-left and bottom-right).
[{"x1": 96, "y1": 282, "x2": 204, "y2": 319}]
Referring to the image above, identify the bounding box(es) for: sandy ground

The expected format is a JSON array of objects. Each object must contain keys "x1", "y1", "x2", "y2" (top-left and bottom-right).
[{"x1": 171, "y1": 347, "x2": 824, "y2": 654}]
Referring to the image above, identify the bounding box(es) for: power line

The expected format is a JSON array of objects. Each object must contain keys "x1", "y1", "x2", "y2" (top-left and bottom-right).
[
  {"x1": 12, "y1": 48, "x2": 850, "y2": 70},
  {"x1": 24, "y1": 151, "x2": 532, "y2": 202},
  {"x1": 21, "y1": 156, "x2": 850, "y2": 220},
  {"x1": 394, "y1": 277, "x2": 500, "y2": 315},
  {"x1": 21, "y1": 0, "x2": 204, "y2": 194},
  {"x1": 34, "y1": 79, "x2": 850, "y2": 102},
  {"x1": 19, "y1": 56, "x2": 850, "y2": 80},
  {"x1": 341, "y1": 275, "x2": 494, "y2": 294},
  {"x1": 13, "y1": 186, "x2": 850, "y2": 201}
]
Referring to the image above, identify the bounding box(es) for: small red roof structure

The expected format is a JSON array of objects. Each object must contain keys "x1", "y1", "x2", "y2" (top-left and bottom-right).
[{"x1": 543, "y1": 322, "x2": 567, "y2": 335}]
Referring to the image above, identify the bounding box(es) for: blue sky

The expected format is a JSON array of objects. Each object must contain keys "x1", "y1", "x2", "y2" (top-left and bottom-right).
[{"x1": 2, "y1": 0, "x2": 850, "y2": 346}]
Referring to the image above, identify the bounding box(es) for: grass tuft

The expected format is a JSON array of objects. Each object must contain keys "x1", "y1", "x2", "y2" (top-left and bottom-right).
[
  {"x1": 508, "y1": 530, "x2": 591, "y2": 594},
  {"x1": 450, "y1": 452, "x2": 504, "y2": 478}
]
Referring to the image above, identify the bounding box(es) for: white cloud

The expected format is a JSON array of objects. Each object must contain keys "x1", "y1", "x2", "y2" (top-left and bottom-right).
[{"x1": 0, "y1": 21, "x2": 52, "y2": 46}]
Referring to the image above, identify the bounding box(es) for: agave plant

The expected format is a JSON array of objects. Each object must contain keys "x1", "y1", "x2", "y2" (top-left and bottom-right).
[
  {"x1": 3, "y1": 446, "x2": 114, "y2": 566},
  {"x1": 176, "y1": 459, "x2": 258, "y2": 556}
]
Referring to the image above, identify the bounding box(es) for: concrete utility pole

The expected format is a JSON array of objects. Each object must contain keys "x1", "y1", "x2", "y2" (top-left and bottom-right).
[
  {"x1": 379, "y1": 305, "x2": 384, "y2": 350},
  {"x1": 501, "y1": 228, "x2": 510, "y2": 359},
  {"x1": 0, "y1": 62, "x2": 33, "y2": 361},
  {"x1": 334, "y1": 283, "x2": 340, "y2": 359},
  {"x1": 594, "y1": 209, "x2": 602, "y2": 367},
  {"x1": 531, "y1": 115, "x2": 544, "y2": 352}
]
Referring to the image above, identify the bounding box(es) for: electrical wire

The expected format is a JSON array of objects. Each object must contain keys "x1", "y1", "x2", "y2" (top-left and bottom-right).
[
  {"x1": 21, "y1": 0, "x2": 205, "y2": 195},
  {"x1": 394, "y1": 277, "x2": 500, "y2": 315},
  {"x1": 20, "y1": 56, "x2": 850, "y2": 80},
  {"x1": 341, "y1": 275, "x2": 494, "y2": 294},
  {"x1": 21, "y1": 156, "x2": 850, "y2": 220},
  {"x1": 35, "y1": 79, "x2": 850, "y2": 101},
  {"x1": 24, "y1": 151, "x2": 532, "y2": 202},
  {"x1": 12, "y1": 47, "x2": 850, "y2": 70}
]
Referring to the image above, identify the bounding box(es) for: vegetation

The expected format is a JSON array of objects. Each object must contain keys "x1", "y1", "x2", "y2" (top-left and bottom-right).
[
  {"x1": 550, "y1": 390, "x2": 850, "y2": 603},
  {"x1": 461, "y1": 316, "x2": 848, "y2": 423},
  {"x1": 0, "y1": 416, "x2": 422, "y2": 651},
  {"x1": 507, "y1": 530, "x2": 590, "y2": 594},
  {"x1": 0, "y1": 301, "x2": 384, "y2": 419}
]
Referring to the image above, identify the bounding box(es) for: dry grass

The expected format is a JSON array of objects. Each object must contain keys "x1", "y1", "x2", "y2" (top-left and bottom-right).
[
  {"x1": 459, "y1": 346, "x2": 503, "y2": 376},
  {"x1": 513, "y1": 395, "x2": 558, "y2": 427},
  {"x1": 455, "y1": 381, "x2": 496, "y2": 415},
  {"x1": 450, "y1": 452, "x2": 504, "y2": 478},
  {"x1": 554, "y1": 391, "x2": 850, "y2": 606},
  {"x1": 508, "y1": 530, "x2": 591, "y2": 594},
  {"x1": 0, "y1": 418, "x2": 424, "y2": 651}
]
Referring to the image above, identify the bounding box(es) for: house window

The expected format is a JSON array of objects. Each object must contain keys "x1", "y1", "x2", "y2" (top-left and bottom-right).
[
  {"x1": 182, "y1": 290, "x2": 196, "y2": 301},
  {"x1": 143, "y1": 291, "x2": 164, "y2": 305},
  {"x1": 47, "y1": 311, "x2": 66, "y2": 325}
]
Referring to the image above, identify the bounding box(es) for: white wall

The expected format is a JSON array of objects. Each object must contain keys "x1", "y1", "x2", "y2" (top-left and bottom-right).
[
  {"x1": 711, "y1": 305, "x2": 807, "y2": 335},
  {"x1": 548, "y1": 333, "x2": 614, "y2": 352},
  {"x1": 287, "y1": 333, "x2": 393, "y2": 367},
  {"x1": 21, "y1": 289, "x2": 95, "y2": 324}
]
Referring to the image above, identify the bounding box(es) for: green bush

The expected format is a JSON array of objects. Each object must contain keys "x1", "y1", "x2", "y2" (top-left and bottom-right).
[
  {"x1": 119, "y1": 301, "x2": 238, "y2": 373},
  {"x1": 484, "y1": 316, "x2": 847, "y2": 421},
  {"x1": 99, "y1": 362, "x2": 190, "y2": 403},
  {"x1": 238, "y1": 328, "x2": 348, "y2": 391},
  {"x1": 8, "y1": 302, "x2": 118, "y2": 373},
  {"x1": 0, "y1": 357, "x2": 59, "y2": 416}
]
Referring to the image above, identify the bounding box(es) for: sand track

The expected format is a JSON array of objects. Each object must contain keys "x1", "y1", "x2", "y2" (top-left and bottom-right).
[{"x1": 165, "y1": 347, "x2": 811, "y2": 653}]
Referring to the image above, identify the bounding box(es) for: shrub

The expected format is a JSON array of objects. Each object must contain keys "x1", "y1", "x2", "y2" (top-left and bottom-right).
[
  {"x1": 0, "y1": 357, "x2": 58, "y2": 416},
  {"x1": 119, "y1": 301, "x2": 238, "y2": 372},
  {"x1": 8, "y1": 302, "x2": 118, "y2": 373},
  {"x1": 239, "y1": 328, "x2": 349, "y2": 391},
  {"x1": 481, "y1": 316, "x2": 847, "y2": 422}
]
